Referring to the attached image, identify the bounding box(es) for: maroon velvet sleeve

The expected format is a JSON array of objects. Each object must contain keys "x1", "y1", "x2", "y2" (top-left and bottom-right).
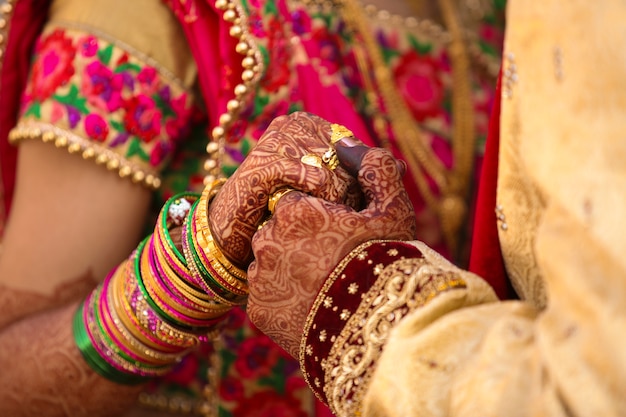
[
  {"x1": 468, "y1": 70, "x2": 516, "y2": 300},
  {"x1": 301, "y1": 241, "x2": 424, "y2": 404}
]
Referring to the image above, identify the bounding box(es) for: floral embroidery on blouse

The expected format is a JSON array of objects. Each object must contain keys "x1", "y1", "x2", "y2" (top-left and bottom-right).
[
  {"x1": 19, "y1": 27, "x2": 198, "y2": 176},
  {"x1": 217, "y1": 0, "x2": 504, "y2": 173}
]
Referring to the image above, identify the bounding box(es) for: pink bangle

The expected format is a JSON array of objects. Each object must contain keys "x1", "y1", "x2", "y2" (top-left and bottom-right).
[{"x1": 123, "y1": 254, "x2": 201, "y2": 349}]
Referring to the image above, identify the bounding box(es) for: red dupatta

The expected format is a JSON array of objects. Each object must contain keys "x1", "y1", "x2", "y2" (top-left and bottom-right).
[
  {"x1": 0, "y1": 0, "x2": 51, "y2": 236},
  {"x1": 468, "y1": 70, "x2": 516, "y2": 300}
]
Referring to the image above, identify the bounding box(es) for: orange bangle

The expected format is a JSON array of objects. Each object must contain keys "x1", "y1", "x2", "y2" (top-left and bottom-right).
[{"x1": 122, "y1": 253, "x2": 201, "y2": 349}]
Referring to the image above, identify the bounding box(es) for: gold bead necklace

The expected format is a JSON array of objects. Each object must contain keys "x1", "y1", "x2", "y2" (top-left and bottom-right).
[{"x1": 336, "y1": 0, "x2": 476, "y2": 258}]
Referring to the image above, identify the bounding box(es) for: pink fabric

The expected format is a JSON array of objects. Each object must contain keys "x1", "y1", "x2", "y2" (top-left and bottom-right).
[
  {"x1": 294, "y1": 64, "x2": 378, "y2": 148},
  {"x1": 171, "y1": 1, "x2": 241, "y2": 127}
]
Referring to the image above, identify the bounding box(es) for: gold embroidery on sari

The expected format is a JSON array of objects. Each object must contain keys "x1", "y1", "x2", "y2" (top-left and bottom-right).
[{"x1": 498, "y1": 52, "x2": 547, "y2": 308}]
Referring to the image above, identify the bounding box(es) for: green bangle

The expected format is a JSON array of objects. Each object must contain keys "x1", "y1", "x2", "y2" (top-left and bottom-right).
[
  {"x1": 184, "y1": 204, "x2": 244, "y2": 304},
  {"x1": 160, "y1": 193, "x2": 201, "y2": 265},
  {"x1": 91, "y1": 287, "x2": 167, "y2": 373},
  {"x1": 73, "y1": 299, "x2": 148, "y2": 386},
  {"x1": 184, "y1": 200, "x2": 216, "y2": 282},
  {"x1": 133, "y1": 237, "x2": 212, "y2": 333},
  {"x1": 132, "y1": 238, "x2": 199, "y2": 331}
]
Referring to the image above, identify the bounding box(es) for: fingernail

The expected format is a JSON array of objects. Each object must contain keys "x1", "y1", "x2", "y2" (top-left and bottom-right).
[
  {"x1": 397, "y1": 159, "x2": 407, "y2": 177},
  {"x1": 335, "y1": 136, "x2": 363, "y2": 147},
  {"x1": 335, "y1": 143, "x2": 370, "y2": 176}
]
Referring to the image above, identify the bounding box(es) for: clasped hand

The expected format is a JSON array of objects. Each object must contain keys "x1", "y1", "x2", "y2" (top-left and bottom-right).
[{"x1": 209, "y1": 112, "x2": 416, "y2": 357}]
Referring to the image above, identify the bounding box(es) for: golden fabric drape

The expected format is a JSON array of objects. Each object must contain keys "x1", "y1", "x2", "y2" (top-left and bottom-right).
[{"x1": 338, "y1": 1, "x2": 626, "y2": 415}]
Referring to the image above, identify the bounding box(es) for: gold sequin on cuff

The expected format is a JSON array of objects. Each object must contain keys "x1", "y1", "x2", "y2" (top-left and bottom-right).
[{"x1": 9, "y1": 121, "x2": 162, "y2": 190}]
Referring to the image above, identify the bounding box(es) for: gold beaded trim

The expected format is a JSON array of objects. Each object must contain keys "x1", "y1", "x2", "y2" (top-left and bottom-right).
[
  {"x1": 322, "y1": 254, "x2": 467, "y2": 416},
  {"x1": 0, "y1": 0, "x2": 12, "y2": 240},
  {"x1": 8, "y1": 121, "x2": 162, "y2": 189},
  {"x1": 204, "y1": 0, "x2": 265, "y2": 185},
  {"x1": 194, "y1": 3, "x2": 266, "y2": 416},
  {"x1": 0, "y1": 0, "x2": 15, "y2": 71}
]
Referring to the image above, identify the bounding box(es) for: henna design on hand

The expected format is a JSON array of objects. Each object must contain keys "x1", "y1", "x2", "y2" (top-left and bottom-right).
[
  {"x1": 0, "y1": 303, "x2": 143, "y2": 417},
  {"x1": 247, "y1": 147, "x2": 416, "y2": 357},
  {"x1": 208, "y1": 112, "x2": 359, "y2": 267},
  {"x1": 0, "y1": 270, "x2": 98, "y2": 330}
]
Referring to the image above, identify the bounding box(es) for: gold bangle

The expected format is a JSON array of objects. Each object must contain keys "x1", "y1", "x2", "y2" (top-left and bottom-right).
[
  {"x1": 267, "y1": 188, "x2": 297, "y2": 215},
  {"x1": 140, "y1": 242, "x2": 226, "y2": 321},
  {"x1": 196, "y1": 179, "x2": 248, "y2": 280},
  {"x1": 104, "y1": 274, "x2": 183, "y2": 364},
  {"x1": 194, "y1": 229, "x2": 249, "y2": 296},
  {"x1": 111, "y1": 264, "x2": 181, "y2": 353},
  {"x1": 86, "y1": 294, "x2": 173, "y2": 378},
  {"x1": 183, "y1": 214, "x2": 245, "y2": 307},
  {"x1": 152, "y1": 242, "x2": 223, "y2": 309},
  {"x1": 122, "y1": 254, "x2": 201, "y2": 349},
  {"x1": 181, "y1": 224, "x2": 244, "y2": 307},
  {"x1": 149, "y1": 236, "x2": 228, "y2": 312},
  {"x1": 154, "y1": 220, "x2": 193, "y2": 282}
]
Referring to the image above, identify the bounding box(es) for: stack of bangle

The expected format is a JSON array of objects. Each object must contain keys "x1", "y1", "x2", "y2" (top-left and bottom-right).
[
  {"x1": 74, "y1": 185, "x2": 249, "y2": 384},
  {"x1": 183, "y1": 178, "x2": 248, "y2": 306}
]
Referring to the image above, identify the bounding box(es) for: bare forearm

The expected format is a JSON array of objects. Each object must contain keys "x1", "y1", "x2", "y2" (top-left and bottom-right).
[
  {"x1": 0, "y1": 301, "x2": 143, "y2": 417},
  {"x1": 0, "y1": 272, "x2": 96, "y2": 330}
]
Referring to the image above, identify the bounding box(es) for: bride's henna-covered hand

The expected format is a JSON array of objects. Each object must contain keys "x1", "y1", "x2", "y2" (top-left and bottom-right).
[
  {"x1": 209, "y1": 112, "x2": 361, "y2": 267},
  {"x1": 246, "y1": 139, "x2": 416, "y2": 357}
]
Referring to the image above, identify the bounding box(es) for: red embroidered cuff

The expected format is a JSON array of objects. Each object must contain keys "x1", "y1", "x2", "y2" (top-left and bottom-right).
[
  {"x1": 300, "y1": 240, "x2": 468, "y2": 416},
  {"x1": 299, "y1": 240, "x2": 423, "y2": 402}
]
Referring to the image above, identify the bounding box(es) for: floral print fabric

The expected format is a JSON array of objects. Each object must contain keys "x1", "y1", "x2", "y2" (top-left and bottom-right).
[
  {"x1": 213, "y1": 0, "x2": 505, "y2": 257},
  {"x1": 18, "y1": 27, "x2": 197, "y2": 179}
]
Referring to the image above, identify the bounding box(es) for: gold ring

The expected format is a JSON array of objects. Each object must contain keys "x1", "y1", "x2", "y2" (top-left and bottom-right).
[
  {"x1": 301, "y1": 154, "x2": 324, "y2": 169},
  {"x1": 301, "y1": 148, "x2": 338, "y2": 171},
  {"x1": 321, "y1": 148, "x2": 339, "y2": 170},
  {"x1": 330, "y1": 123, "x2": 354, "y2": 145},
  {"x1": 257, "y1": 218, "x2": 270, "y2": 231},
  {"x1": 267, "y1": 188, "x2": 297, "y2": 215}
]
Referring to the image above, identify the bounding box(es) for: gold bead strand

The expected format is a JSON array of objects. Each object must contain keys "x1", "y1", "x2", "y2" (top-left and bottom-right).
[
  {"x1": 8, "y1": 122, "x2": 161, "y2": 189},
  {"x1": 0, "y1": 0, "x2": 16, "y2": 64},
  {"x1": 206, "y1": 0, "x2": 265, "y2": 185}
]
